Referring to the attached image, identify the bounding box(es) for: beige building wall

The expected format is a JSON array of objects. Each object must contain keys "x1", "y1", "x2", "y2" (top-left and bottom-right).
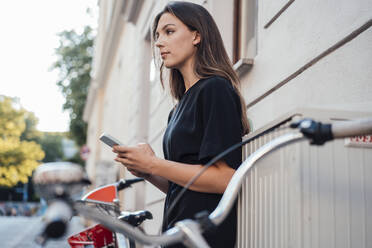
[
  {"x1": 241, "y1": 0, "x2": 372, "y2": 129},
  {"x1": 83, "y1": 0, "x2": 372, "y2": 245}
]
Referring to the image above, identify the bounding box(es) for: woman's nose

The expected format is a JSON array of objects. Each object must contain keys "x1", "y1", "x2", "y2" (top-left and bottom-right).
[{"x1": 155, "y1": 37, "x2": 164, "y2": 48}]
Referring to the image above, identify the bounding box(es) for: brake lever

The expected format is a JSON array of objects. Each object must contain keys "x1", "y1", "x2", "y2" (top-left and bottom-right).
[{"x1": 290, "y1": 118, "x2": 333, "y2": 145}]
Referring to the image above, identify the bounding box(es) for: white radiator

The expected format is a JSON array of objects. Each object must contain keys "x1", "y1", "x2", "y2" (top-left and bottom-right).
[{"x1": 236, "y1": 109, "x2": 372, "y2": 248}]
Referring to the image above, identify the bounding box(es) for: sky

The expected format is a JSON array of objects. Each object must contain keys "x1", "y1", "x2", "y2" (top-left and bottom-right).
[{"x1": 0, "y1": 0, "x2": 98, "y2": 132}]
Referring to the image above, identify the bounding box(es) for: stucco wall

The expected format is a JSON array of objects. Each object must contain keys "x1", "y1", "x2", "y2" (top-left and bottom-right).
[
  {"x1": 242, "y1": 0, "x2": 372, "y2": 130},
  {"x1": 246, "y1": 27, "x2": 372, "y2": 129}
]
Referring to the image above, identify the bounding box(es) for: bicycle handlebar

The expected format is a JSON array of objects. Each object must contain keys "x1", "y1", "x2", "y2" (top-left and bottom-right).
[
  {"x1": 332, "y1": 117, "x2": 372, "y2": 138},
  {"x1": 117, "y1": 178, "x2": 144, "y2": 191},
  {"x1": 291, "y1": 117, "x2": 372, "y2": 145},
  {"x1": 119, "y1": 210, "x2": 153, "y2": 227},
  {"x1": 210, "y1": 117, "x2": 372, "y2": 235},
  {"x1": 35, "y1": 117, "x2": 372, "y2": 248},
  {"x1": 75, "y1": 202, "x2": 185, "y2": 246},
  {"x1": 209, "y1": 132, "x2": 304, "y2": 226}
]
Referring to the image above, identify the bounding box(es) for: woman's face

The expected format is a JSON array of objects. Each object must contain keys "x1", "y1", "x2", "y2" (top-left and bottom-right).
[{"x1": 155, "y1": 13, "x2": 200, "y2": 69}]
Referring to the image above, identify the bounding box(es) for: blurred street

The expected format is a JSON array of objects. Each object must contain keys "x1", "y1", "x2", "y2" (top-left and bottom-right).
[{"x1": 0, "y1": 216, "x2": 84, "y2": 248}]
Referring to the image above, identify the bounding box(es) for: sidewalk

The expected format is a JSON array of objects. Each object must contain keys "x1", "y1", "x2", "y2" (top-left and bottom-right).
[{"x1": 0, "y1": 216, "x2": 84, "y2": 248}]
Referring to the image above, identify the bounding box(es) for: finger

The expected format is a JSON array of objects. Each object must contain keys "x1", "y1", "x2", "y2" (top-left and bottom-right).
[
  {"x1": 113, "y1": 145, "x2": 132, "y2": 153},
  {"x1": 112, "y1": 146, "x2": 129, "y2": 153},
  {"x1": 114, "y1": 157, "x2": 133, "y2": 166},
  {"x1": 116, "y1": 152, "x2": 130, "y2": 158}
]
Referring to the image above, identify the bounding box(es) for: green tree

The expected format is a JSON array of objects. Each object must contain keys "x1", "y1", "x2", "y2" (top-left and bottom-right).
[
  {"x1": 51, "y1": 26, "x2": 94, "y2": 146},
  {"x1": 20, "y1": 111, "x2": 42, "y2": 142},
  {"x1": 0, "y1": 96, "x2": 44, "y2": 187},
  {"x1": 39, "y1": 132, "x2": 65, "y2": 163},
  {"x1": 0, "y1": 96, "x2": 25, "y2": 139}
]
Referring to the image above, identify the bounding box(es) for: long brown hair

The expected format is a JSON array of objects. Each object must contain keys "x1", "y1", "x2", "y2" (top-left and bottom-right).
[{"x1": 152, "y1": 1, "x2": 250, "y2": 134}]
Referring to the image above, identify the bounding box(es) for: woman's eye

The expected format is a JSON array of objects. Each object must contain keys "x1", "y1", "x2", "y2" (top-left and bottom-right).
[{"x1": 166, "y1": 30, "x2": 174, "y2": 35}]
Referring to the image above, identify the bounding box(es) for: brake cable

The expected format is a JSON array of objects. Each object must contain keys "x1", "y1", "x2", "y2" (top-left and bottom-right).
[{"x1": 163, "y1": 121, "x2": 291, "y2": 230}]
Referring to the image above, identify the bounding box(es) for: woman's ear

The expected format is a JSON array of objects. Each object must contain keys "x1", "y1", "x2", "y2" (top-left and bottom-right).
[{"x1": 192, "y1": 31, "x2": 201, "y2": 46}]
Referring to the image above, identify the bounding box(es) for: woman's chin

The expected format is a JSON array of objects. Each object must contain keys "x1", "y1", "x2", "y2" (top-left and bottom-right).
[
  {"x1": 163, "y1": 61, "x2": 182, "y2": 70},
  {"x1": 164, "y1": 63, "x2": 176, "y2": 69}
]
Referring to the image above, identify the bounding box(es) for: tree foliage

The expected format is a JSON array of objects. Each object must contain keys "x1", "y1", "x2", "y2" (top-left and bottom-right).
[
  {"x1": 0, "y1": 96, "x2": 25, "y2": 139},
  {"x1": 52, "y1": 26, "x2": 94, "y2": 146},
  {"x1": 20, "y1": 111, "x2": 42, "y2": 142},
  {"x1": 0, "y1": 96, "x2": 44, "y2": 187},
  {"x1": 38, "y1": 132, "x2": 65, "y2": 163}
]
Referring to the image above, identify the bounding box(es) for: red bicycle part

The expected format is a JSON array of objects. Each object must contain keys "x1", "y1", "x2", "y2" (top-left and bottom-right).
[
  {"x1": 68, "y1": 224, "x2": 117, "y2": 248},
  {"x1": 82, "y1": 184, "x2": 118, "y2": 203}
]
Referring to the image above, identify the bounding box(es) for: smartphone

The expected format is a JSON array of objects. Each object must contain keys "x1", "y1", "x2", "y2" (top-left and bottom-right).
[{"x1": 99, "y1": 133, "x2": 123, "y2": 147}]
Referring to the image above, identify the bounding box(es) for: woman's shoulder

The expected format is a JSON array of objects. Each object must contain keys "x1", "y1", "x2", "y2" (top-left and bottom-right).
[
  {"x1": 198, "y1": 76, "x2": 235, "y2": 94},
  {"x1": 201, "y1": 75, "x2": 230, "y2": 85}
]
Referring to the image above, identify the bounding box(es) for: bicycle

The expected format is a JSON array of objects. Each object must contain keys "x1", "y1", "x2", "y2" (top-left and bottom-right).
[
  {"x1": 34, "y1": 176, "x2": 152, "y2": 248},
  {"x1": 33, "y1": 117, "x2": 372, "y2": 248},
  {"x1": 69, "y1": 178, "x2": 152, "y2": 248}
]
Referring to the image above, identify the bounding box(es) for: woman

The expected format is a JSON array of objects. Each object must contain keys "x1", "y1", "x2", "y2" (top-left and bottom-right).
[{"x1": 113, "y1": 2, "x2": 249, "y2": 247}]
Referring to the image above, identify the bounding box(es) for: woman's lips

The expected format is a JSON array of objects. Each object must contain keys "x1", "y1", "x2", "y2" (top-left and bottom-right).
[{"x1": 161, "y1": 52, "x2": 170, "y2": 59}]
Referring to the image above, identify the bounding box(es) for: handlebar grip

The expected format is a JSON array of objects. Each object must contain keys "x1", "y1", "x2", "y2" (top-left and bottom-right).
[
  {"x1": 42, "y1": 200, "x2": 73, "y2": 238},
  {"x1": 291, "y1": 119, "x2": 333, "y2": 145},
  {"x1": 119, "y1": 210, "x2": 153, "y2": 227},
  {"x1": 332, "y1": 117, "x2": 372, "y2": 139},
  {"x1": 117, "y1": 178, "x2": 145, "y2": 191}
]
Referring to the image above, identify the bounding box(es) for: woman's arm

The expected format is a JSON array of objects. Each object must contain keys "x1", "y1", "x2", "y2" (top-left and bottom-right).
[
  {"x1": 126, "y1": 166, "x2": 169, "y2": 194},
  {"x1": 113, "y1": 144, "x2": 235, "y2": 194},
  {"x1": 145, "y1": 174, "x2": 170, "y2": 194},
  {"x1": 151, "y1": 158, "x2": 234, "y2": 194}
]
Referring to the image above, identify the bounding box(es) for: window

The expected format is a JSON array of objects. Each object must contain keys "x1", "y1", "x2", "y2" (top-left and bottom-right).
[{"x1": 233, "y1": 0, "x2": 257, "y2": 75}]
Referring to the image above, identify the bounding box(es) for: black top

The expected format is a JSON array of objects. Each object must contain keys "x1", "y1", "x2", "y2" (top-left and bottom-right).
[{"x1": 162, "y1": 76, "x2": 243, "y2": 248}]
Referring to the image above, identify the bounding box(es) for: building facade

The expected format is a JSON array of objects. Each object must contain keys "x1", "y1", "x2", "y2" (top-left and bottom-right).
[{"x1": 83, "y1": 0, "x2": 372, "y2": 246}]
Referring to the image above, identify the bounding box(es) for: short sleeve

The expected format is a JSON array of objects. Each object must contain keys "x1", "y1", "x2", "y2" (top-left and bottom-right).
[
  {"x1": 167, "y1": 108, "x2": 175, "y2": 124},
  {"x1": 198, "y1": 77, "x2": 243, "y2": 169}
]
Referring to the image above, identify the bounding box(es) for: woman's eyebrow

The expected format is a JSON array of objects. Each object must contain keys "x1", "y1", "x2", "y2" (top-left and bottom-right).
[
  {"x1": 162, "y1": 23, "x2": 176, "y2": 29},
  {"x1": 156, "y1": 23, "x2": 176, "y2": 34}
]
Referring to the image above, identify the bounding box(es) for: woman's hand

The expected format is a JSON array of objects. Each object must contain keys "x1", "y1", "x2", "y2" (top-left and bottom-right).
[
  {"x1": 113, "y1": 143, "x2": 235, "y2": 194},
  {"x1": 113, "y1": 143, "x2": 156, "y2": 176},
  {"x1": 127, "y1": 168, "x2": 151, "y2": 179}
]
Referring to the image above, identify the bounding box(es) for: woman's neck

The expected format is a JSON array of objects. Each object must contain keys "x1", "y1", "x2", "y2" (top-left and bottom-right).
[{"x1": 179, "y1": 57, "x2": 200, "y2": 92}]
